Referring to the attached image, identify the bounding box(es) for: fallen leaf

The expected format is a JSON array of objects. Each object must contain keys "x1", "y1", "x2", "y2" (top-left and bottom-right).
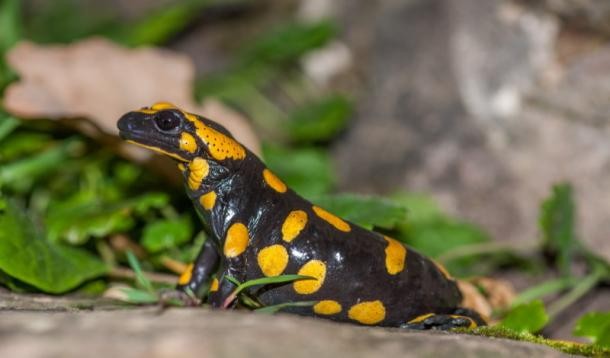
[
  {"x1": 458, "y1": 279, "x2": 492, "y2": 321},
  {"x1": 473, "y1": 277, "x2": 516, "y2": 310},
  {"x1": 2, "y1": 37, "x2": 260, "y2": 157}
]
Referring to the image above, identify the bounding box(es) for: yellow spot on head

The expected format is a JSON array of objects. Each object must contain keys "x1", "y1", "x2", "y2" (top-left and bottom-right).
[
  {"x1": 313, "y1": 300, "x2": 342, "y2": 315},
  {"x1": 224, "y1": 222, "x2": 249, "y2": 258},
  {"x1": 407, "y1": 313, "x2": 435, "y2": 324},
  {"x1": 187, "y1": 157, "x2": 209, "y2": 190},
  {"x1": 178, "y1": 263, "x2": 194, "y2": 285},
  {"x1": 209, "y1": 278, "x2": 219, "y2": 293},
  {"x1": 151, "y1": 102, "x2": 177, "y2": 110},
  {"x1": 180, "y1": 132, "x2": 198, "y2": 154},
  {"x1": 199, "y1": 191, "x2": 217, "y2": 211},
  {"x1": 257, "y1": 245, "x2": 289, "y2": 277},
  {"x1": 384, "y1": 236, "x2": 407, "y2": 275},
  {"x1": 281, "y1": 210, "x2": 308, "y2": 242},
  {"x1": 348, "y1": 300, "x2": 386, "y2": 325},
  {"x1": 294, "y1": 260, "x2": 326, "y2": 295},
  {"x1": 183, "y1": 112, "x2": 246, "y2": 161},
  {"x1": 312, "y1": 206, "x2": 351, "y2": 232},
  {"x1": 263, "y1": 169, "x2": 287, "y2": 193}
]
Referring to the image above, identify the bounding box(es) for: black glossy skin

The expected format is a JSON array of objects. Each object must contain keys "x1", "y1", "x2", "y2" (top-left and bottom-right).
[{"x1": 117, "y1": 104, "x2": 483, "y2": 328}]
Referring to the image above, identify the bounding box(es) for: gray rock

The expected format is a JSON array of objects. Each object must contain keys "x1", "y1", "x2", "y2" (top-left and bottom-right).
[
  {"x1": 333, "y1": 0, "x2": 610, "y2": 262},
  {"x1": 542, "y1": 0, "x2": 610, "y2": 35},
  {"x1": 0, "y1": 308, "x2": 569, "y2": 357}
]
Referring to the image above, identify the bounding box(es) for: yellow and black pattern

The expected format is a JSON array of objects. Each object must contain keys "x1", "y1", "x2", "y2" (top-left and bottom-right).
[{"x1": 117, "y1": 103, "x2": 484, "y2": 328}]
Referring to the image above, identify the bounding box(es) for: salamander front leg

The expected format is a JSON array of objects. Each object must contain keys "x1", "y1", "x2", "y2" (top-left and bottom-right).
[
  {"x1": 160, "y1": 239, "x2": 220, "y2": 306},
  {"x1": 177, "y1": 239, "x2": 221, "y2": 297}
]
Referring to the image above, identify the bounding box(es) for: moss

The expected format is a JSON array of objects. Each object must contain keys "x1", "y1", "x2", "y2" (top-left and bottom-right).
[{"x1": 453, "y1": 326, "x2": 610, "y2": 357}]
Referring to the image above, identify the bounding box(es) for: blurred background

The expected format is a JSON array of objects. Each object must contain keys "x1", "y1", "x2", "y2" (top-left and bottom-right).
[{"x1": 1, "y1": 0, "x2": 609, "y2": 345}]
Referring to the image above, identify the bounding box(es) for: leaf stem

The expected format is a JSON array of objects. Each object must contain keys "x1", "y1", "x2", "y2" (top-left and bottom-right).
[
  {"x1": 436, "y1": 242, "x2": 537, "y2": 264},
  {"x1": 547, "y1": 266, "x2": 604, "y2": 320}
]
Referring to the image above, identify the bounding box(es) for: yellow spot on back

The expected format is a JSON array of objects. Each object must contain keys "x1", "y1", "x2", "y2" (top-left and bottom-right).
[
  {"x1": 178, "y1": 263, "x2": 194, "y2": 285},
  {"x1": 151, "y1": 102, "x2": 177, "y2": 110},
  {"x1": 199, "y1": 191, "x2": 217, "y2": 210},
  {"x1": 313, "y1": 300, "x2": 342, "y2": 315},
  {"x1": 224, "y1": 223, "x2": 249, "y2": 258},
  {"x1": 434, "y1": 260, "x2": 454, "y2": 280},
  {"x1": 209, "y1": 278, "x2": 219, "y2": 293},
  {"x1": 257, "y1": 245, "x2": 289, "y2": 277},
  {"x1": 312, "y1": 206, "x2": 351, "y2": 232},
  {"x1": 281, "y1": 210, "x2": 308, "y2": 242},
  {"x1": 348, "y1": 300, "x2": 386, "y2": 325},
  {"x1": 183, "y1": 112, "x2": 246, "y2": 161},
  {"x1": 407, "y1": 313, "x2": 435, "y2": 324},
  {"x1": 294, "y1": 260, "x2": 326, "y2": 295},
  {"x1": 187, "y1": 157, "x2": 209, "y2": 190},
  {"x1": 177, "y1": 163, "x2": 186, "y2": 172},
  {"x1": 180, "y1": 132, "x2": 198, "y2": 154},
  {"x1": 263, "y1": 169, "x2": 287, "y2": 193},
  {"x1": 384, "y1": 236, "x2": 407, "y2": 275}
]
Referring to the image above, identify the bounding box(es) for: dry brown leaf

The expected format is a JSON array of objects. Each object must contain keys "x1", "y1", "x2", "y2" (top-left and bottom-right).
[
  {"x1": 2, "y1": 37, "x2": 260, "y2": 157},
  {"x1": 472, "y1": 277, "x2": 516, "y2": 310},
  {"x1": 458, "y1": 280, "x2": 493, "y2": 321}
]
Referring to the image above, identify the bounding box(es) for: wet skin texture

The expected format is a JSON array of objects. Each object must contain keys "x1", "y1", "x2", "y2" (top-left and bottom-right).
[{"x1": 117, "y1": 102, "x2": 484, "y2": 329}]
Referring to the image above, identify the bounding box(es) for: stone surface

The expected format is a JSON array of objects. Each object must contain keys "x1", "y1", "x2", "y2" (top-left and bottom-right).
[
  {"x1": 0, "y1": 308, "x2": 569, "y2": 358},
  {"x1": 332, "y1": 0, "x2": 610, "y2": 262},
  {"x1": 541, "y1": 0, "x2": 610, "y2": 35}
]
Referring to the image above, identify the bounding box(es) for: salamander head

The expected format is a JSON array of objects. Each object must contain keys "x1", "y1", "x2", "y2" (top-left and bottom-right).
[{"x1": 117, "y1": 102, "x2": 246, "y2": 163}]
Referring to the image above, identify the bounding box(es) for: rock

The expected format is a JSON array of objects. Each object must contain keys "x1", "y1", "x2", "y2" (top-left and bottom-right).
[
  {"x1": 541, "y1": 0, "x2": 610, "y2": 35},
  {"x1": 332, "y1": 0, "x2": 610, "y2": 261},
  {"x1": 0, "y1": 308, "x2": 569, "y2": 357}
]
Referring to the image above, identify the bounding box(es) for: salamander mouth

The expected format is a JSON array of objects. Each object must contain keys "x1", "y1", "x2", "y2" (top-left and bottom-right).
[{"x1": 119, "y1": 130, "x2": 189, "y2": 162}]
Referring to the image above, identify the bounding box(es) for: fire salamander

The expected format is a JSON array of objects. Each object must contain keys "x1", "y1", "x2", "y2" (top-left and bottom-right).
[{"x1": 117, "y1": 102, "x2": 485, "y2": 329}]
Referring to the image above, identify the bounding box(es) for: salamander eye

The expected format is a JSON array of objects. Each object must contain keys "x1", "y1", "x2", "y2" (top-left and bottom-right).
[{"x1": 154, "y1": 111, "x2": 182, "y2": 132}]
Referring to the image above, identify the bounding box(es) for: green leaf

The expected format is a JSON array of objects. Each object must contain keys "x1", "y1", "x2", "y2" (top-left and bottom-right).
[
  {"x1": 573, "y1": 312, "x2": 610, "y2": 347},
  {"x1": 224, "y1": 274, "x2": 314, "y2": 307},
  {"x1": 403, "y1": 218, "x2": 490, "y2": 259},
  {"x1": 25, "y1": 0, "x2": 117, "y2": 44},
  {"x1": 500, "y1": 300, "x2": 549, "y2": 334},
  {"x1": 0, "y1": 132, "x2": 53, "y2": 161},
  {"x1": 255, "y1": 301, "x2": 316, "y2": 314},
  {"x1": 141, "y1": 216, "x2": 193, "y2": 253},
  {"x1": 263, "y1": 144, "x2": 334, "y2": 198},
  {"x1": 0, "y1": 139, "x2": 82, "y2": 190},
  {"x1": 46, "y1": 192, "x2": 169, "y2": 245},
  {"x1": 0, "y1": 200, "x2": 108, "y2": 293},
  {"x1": 539, "y1": 183, "x2": 575, "y2": 276},
  {"x1": 286, "y1": 95, "x2": 352, "y2": 142},
  {"x1": 0, "y1": 0, "x2": 21, "y2": 52},
  {"x1": 238, "y1": 20, "x2": 336, "y2": 67},
  {"x1": 391, "y1": 192, "x2": 444, "y2": 223},
  {"x1": 126, "y1": 251, "x2": 153, "y2": 293},
  {"x1": 116, "y1": 287, "x2": 158, "y2": 304},
  {"x1": 391, "y1": 192, "x2": 490, "y2": 274},
  {"x1": 312, "y1": 193, "x2": 407, "y2": 230},
  {"x1": 511, "y1": 277, "x2": 577, "y2": 307},
  {"x1": 110, "y1": 0, "x2": 212, "y2": 46},
  {"x1": 231, "y1": 274, "x2": 313, "y2": 297},
  {"x1": 0, "y1": 0, "x2": 21, "y2": 90},
  {"x1": 0, "y1": 115, "x2": 19, "y2": 143}
]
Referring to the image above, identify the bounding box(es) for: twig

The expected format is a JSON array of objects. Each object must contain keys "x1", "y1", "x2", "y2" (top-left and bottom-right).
[{"x1": 109, "y1": 267, "x2": 177, "y2": 285}]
